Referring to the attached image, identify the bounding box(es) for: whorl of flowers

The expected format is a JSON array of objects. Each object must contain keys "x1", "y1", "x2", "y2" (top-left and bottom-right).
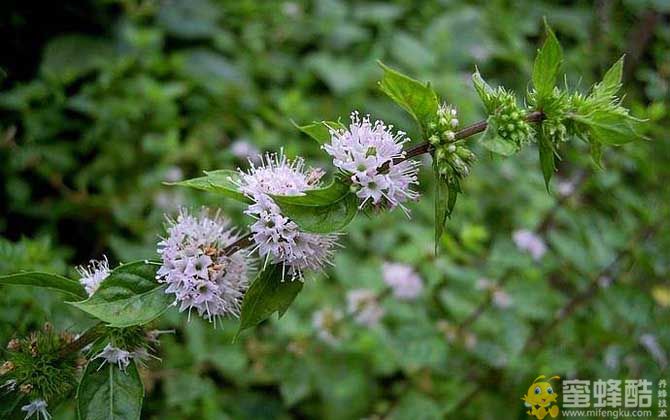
[
  {"x1": 382, "y1": 262, "x2": 424, "y2": 300},
  {"x1": 76, "y1": 257, "x2": 110, "y2": 297},
  {"x1": 236, "y1": 151, "x2": 338, "y2": 280},
  {"x1": 324, "y1": 112, "x2": 420, "y2": 216},
  {"x1": 157, "y1": 209, "x2": 251, "y2": 323}
]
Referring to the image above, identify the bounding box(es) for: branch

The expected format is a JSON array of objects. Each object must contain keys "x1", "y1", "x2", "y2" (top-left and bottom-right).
[{"x1": 58, "y1": 323, "x2": 105, "y2": 358}]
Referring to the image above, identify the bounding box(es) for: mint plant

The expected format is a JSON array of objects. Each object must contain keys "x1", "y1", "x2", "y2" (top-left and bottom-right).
[{"x1": 0, "y1": 22, "x2": 643, "y2": 419}]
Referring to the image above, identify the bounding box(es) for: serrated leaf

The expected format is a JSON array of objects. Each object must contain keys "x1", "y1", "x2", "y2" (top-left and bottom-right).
[
  {"x1": 166, "y1": 169, "x2": 251, "y2": 203},
  {"x1": 532, "y1": 20, "x2": 563, "y2": 103},
  {"x1": 293, "y1": 120, "x2": 346, "y2": 145},
  {"x1": 538, "y1": 132, "x2": 557, "y2": 192},
  {"x1": 273, "y1": 181, "x2": 358, "y2": 234},
  {"x1": 77, "y1": 359, "x2": 144, "y2": 420},
  {"x1": 235, "y1": 265, "x2": 303, "y2": 340},
  {"x1": 591, "y1": 56, "x2": 624, "y2": 102},
  {"x1": 378, "y1": 61, "x2": 439, "y2": 135},
  {"x1": 0, "y1": 271, "x2": 87, "y2": 299},
  {"x1": 480, "y1": 117, "x2": 517, "y2": 156},
  {"x1": 472, "y1": 67, "x2": 495, "y2": 112},
  {"x1": 69, "y1": 261, "x2": 171, "y2": 327},
  {"x1": 571, "y1": 110, "x2": 642, "y2": 145}
]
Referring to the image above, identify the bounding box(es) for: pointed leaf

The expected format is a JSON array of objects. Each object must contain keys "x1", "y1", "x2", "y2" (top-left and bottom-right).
[
  {"x1": 571, "y1": 109, "x2": 642, "y2": 145},
  {"x1": 0, "y1": 272, "x2": 87, "y2": 299},
  {"x1": 591, "y1": 56, "x2": 624, "y2": 102},
  {"x1": 472, "y1": 67, "x2": 495, "y2": 112},
  {"x1": 235, "y1": 264, "x2": 303, "y2": 340},
  {"x1": 538, "y1": 132, "x2": 557, "y2": 191},
  {"x1": 378, "y1": 61, "x2": 439, "y2": 135},
  {"x1": 77, "y1": 359, "x2": 144, "y2": 420},
  {"x1": 166, "y1": 169, "x2": 251, "y2": 203},
  {"x1": 532, "y1": 19, "x2": 563, "y2": 102},
  {"x1": 293, "y1": 120, "x2": 346, "y2": 145},
  {"x1": 69, "y1": 261, "x2": 172, "y2": 328}
]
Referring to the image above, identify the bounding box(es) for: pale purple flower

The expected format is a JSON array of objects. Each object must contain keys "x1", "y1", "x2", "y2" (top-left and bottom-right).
[
  {"x1": 557, "y1": 179, "x2": 576, "y2": 197},
  {"x1": 93, "y1": 344, "x2": 132, "y2": 372},
  {"x1": 492, "y1": 289, "x2": 513, "y2": 309},
  {"x1": 76, "y1": 257, "x2": 110, "y2": 296},
  {"x1": 512, "y1": 229, "x2": 547, "y2": 260},
  {"x1": 324, "y1": 112, "x2": 420, "y2": 216},
  {"x1": 236, "y1": 152, "x2": 338, "y2": 280},
  {"x1": 164, "y1": 166, "x2": 183, "y2": 183},
  {"x1": 346, "y1": 289, "x2": 384, "y2": 327},
  {"x1": 382, "y1": 262, "x2": 423, "y2": 300},
  {"x1": 230, "y1": 139, "x2": 260, "y2": 162},
  {"x1": 21, "y1": 399, "x2": 51, "y2": 420},
  {"x1": 312, "y1": 307, "x2": 343, "y2": 345},
  {"x1": 475, "y1": 277, "x2": 493, "y2": 291},
  {"x1": 639, "y1": 334, "x2": 668, "y2": 370},
  {"x1": 157, "y1": 209, "x2": 251, "y2": 324}
]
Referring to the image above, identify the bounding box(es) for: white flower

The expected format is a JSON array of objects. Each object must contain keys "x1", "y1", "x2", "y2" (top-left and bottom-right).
[
  {"x1": 230, "y1": 139, "x2": 260, "y2": 162},
  {"x1": 157, "y1": 209, "x2": 251, "y2": 324},
  {"x1": 236, "y1": 151, "x2": 338, "y2": 280},
  {"x1": 93, "y1": 344, "x2": 132, "y2": 372},
  {"x1": 312, "y1": 307, "x2": 343, "y2": 345},
  {"x1": 76, "y1": 257, "x2": 110, "y2": 296},
  {"x1": 324, "y1": 112, "x2": 420, "y2": 216},
  {"x1": 557, "y1": 179, "x2": 576, "y2": 197},
  {"x1": 21, "y1": 399, "x2": 51, "y2": 420},
  {"x1": 512, "y1": 229, "x2": 547, "y2": 260},
  {"x1": 492, "y1": 289, "x2": 513, "y2": 309},
  {"x1": 1, "y1": 379, "x2": 17, "y2": 392},
  {"x1": 382, "y1": 262, "x2": 423, "y2": 300},
  {"x1": 346, "y1": 289, "x2": 384, "y2": 327}
]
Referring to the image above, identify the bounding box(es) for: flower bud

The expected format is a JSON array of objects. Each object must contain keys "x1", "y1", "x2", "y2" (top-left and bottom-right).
[
  {"x1": 7, "y1": 339, "x2": 20, "y2": 351},
  {"x1": 0, "y1": 361, "x2": 15, "y2": 375},
  {"x1": 19, "y1": 383, "x2": 33, "y2": 394}
]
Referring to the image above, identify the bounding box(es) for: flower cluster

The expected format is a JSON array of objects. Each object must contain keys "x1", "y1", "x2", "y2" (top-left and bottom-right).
[
  {"x1": 157, "y1": 209, "x2": 250, "y2": 323},
  {"x1": 236, "y1": 152, "x2": 338, "y2": 280},
  {"x1": 76, "y1": 257, "x2": 110, "y2": 297},
  {"x1": 512, "y1": 229, "x2": 547, "y2": 260},
  {"x1": 427, "y1": 104, "x2": 477, "y2": 184},
  {"x1": 490, "y1": 90, "x2": 533, "y2": 149},
  {"x1": 324, "y1": 112, "x2": 420, "y2": 216},
  {"x1": 346, "y1": 289, "x2": 385, "y2": 327},
  {"x1": 312, "y1": 307, "x2": 344, "y2": 345},
  {"x1": 382, "y1": 262, "x2": 424, "y2": 300}
]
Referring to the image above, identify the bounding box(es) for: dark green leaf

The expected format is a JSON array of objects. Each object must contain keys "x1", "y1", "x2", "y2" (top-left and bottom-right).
[
  {"x1": 273, "y1": 182, "x2": 358, "y2": 234},
  {"x1": 166, "y1": 169, "x2": 251, "y2": 204},
  {"x1": 77, "y1": 359, "x2": 144, "y2": 420},
  {"x1": 0, "y1": 271, "x2": 87, "y2": 299},
  {"x1": 592, "y1": 56, "x2": 624, "y2": 102},
  {"x1": 538, "y1": 132, "x2": 557, "y2": 192},
  {"x1": 69, "y1": 261, "x2": 172, "y2": 328},
  {"x1": 480, "y1": 117, "x2": 517, "y2": 156},
  {"x1": 532, "y1": 20, "x2": 563, "y2": 102},
  {"x1": 235, "y1": 264, "x2": 303, "y2": 340},
  {"x1": 378, "y1": 61, "x2": 439, "y2": 135},
  {"x1": 293, "y1": 120, "x2": 346, "y2": 145},
  {"x1": 434, "y1": 175, "x2": 459, "y2": 253}
]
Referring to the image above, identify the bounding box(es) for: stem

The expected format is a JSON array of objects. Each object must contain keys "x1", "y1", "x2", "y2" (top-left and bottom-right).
[
  {"x1": 396, "y1": 111, "x2": 545, "y2": 164},
  {"x1": 58, "y1": 323, "x2": 105, "y2": 358},
  {"x1": 223, "y1": 233, "x2": 253, "y2": 255}
]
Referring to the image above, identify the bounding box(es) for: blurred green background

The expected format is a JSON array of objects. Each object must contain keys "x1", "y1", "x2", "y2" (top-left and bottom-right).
[{"x1": 0, "y1": 0, "x2": 668, "y2": 418}]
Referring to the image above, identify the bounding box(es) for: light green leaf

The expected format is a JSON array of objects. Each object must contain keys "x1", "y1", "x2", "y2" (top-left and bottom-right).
[
  {"x1": 472, "y1": 67, "x2": 495, "y2": 112},
  {"x1": 532, "y1": 20, "x2": 563, "y2": 103},
  {"x1": 434, "y1": 176, "x2": 458, "y2": 253},
  {"x1": 166, "y1": 169, "x2": 251, "y2": 204},
  {"x1": 273, "y1": 181, "x2": 358, "y2": 233},
  {"x1": 591, "y1": 56, "x2": 624, "y2": 102},
  {"x1": 538, "y1": 132, "x2": 557, "y2": 192},
  {"x1": 77, "y1": 359, "x2": 144, "y2": 420},
  {"x1": 293, "y1": 120, "x2": 346, "y2": 145},
  {"x1": 235, "y1": 265, "x2": 303, "y2": 340},
  {"x1": 0, "y1": 272, "x2": 87, "y2": 299},
  {"x1": 571, "y1": 110, "x2": 642, "y2": 145},
  {"x1": 378, "y1": 61, "x2": 439, "y2": 135},
  {"x1": 480, "y1": 117, "x2": 517, "y2": 156},
  {"x1": 69, "y1": 261, "x2": 172, "y2": 328}
]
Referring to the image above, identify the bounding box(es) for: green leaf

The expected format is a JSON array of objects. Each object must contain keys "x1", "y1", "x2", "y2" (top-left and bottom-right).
[
  {"x1": 472, "y1": 67, "x2": 495, "y2": 112},
  {"x1": 538, "y1": 132, "x2": 557, "y2": 191},
  {"x1": 0, "y1": 271, "x2": 87, "y2": 299},
  {"x1": 40, "y1": 35, "x2": 115, "y2": 83},
  {"x1": 235, "y1": 264, "x2": 303, "y2": 340},
  {"x1": 69, "y1": 261, "x2": 172, "y2": 328},
  {"x1": 571, "y1": 110, "x2": 641, "y2": 145},
  {"x1": 480, "y1": 117, "x2": 517, "y2": 156},
  {"x1": 378, "y1": 61, "x2": 439, "y2": 135},
  {"x1": 166, "y1": 169, "x2": 251, "y2": 204},
  {"x1": 77, "y1": 359, "x2": 144, "y2": 420},
  {"x1": 273, "y1": 181, "x2": 358, "y2": 234},
  {"x1": 532, "y1": 20, "x2": 563, "y2": 102},
  {"x1": 434, "y1": 176, "x2": 459, "y2": 253},
  {"x1": 293, "y1": 120, "x2": 346, "y2": 145},
  {"x1": 591, "y1": 56, "x2": 624, "y2": 102}
]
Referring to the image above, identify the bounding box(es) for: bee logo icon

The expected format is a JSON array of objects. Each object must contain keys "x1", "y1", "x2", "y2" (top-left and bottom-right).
[{"x1": 522, "y1": 375, "x2": 560, "y2": 419}]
